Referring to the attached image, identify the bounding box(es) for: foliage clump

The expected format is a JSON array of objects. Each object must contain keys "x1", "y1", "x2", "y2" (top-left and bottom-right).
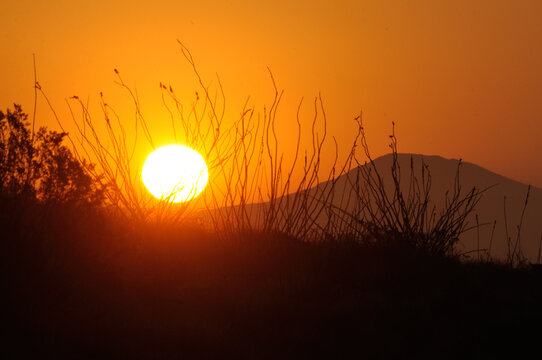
[{"x1": 0, "y1": 104, "x2": 103, "y2": 205}]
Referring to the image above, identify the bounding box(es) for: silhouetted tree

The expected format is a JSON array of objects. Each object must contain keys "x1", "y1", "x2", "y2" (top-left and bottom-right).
[
  {"x1": 0, "y1": 104, "x2": 103, "y2": 205},
  {"x1": 0, "y1": 105, "x2": 34, "y2": 197}
]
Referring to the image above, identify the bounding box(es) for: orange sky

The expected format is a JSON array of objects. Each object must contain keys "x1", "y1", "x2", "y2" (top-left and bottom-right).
[{"x1": 1, "y1": 0, "x2": 542, "y2": 186}]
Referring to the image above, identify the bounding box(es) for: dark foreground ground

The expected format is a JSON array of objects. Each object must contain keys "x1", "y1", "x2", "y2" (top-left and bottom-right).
[{"x1": 1, "y1": 199, "x2": 541, "y2": 359}]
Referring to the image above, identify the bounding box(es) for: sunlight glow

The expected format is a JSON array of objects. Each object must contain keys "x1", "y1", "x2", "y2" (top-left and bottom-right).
[{"x1": 142, "y1": 145, "x2": 209, "y2": 203}]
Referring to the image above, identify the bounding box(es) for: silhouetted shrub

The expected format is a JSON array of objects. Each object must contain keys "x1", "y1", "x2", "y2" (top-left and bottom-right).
[
  {"x1": 327, "y1": 121, "x2": 485, "y2": 257},
  {"x1": 0, "y1": 104, "x2": 103, "y2": 205}
]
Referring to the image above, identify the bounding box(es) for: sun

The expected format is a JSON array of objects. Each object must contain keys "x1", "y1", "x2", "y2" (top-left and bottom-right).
[{"x1": 142, "y1": 145, "x2": 209, "y2": 203}]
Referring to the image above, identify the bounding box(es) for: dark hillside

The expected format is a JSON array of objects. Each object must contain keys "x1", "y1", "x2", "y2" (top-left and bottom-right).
[
  {"x1": 2, "y1": 105, "x2": 541, "y2": 358},
  {"x1": 1, "y1": 198, "x2": 541, "y2": 359}
]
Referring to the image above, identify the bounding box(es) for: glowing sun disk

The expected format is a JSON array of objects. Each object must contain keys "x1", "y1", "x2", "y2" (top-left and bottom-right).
[{"x1": 142, "y1": 145, "x2": 208, "y2": 203}]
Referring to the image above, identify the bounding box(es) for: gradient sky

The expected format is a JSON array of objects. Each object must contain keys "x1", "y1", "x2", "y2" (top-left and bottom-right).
[{"x1": 1, "y1": 0, "x2": 541, "y2": 186}]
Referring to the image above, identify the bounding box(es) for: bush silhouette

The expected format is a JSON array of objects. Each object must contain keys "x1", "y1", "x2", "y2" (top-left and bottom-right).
[{"x1": 0, "y1": 104, "x2": 103, "y2": 205}]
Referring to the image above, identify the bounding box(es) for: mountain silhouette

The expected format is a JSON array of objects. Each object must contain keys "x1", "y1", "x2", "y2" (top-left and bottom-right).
[
  {"x1": 327, "y1": 153, "x2": 541, "y2": 262},
  {"x1": 236, "y1": 153, "x2": 541, "y2": 263}
]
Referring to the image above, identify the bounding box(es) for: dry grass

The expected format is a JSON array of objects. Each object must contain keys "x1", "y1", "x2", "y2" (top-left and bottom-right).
[
  {"x1": 30, "y1": 42, "x2": 489, "y2": 258},
  {"x1": 326, "y1": 120, "x2": 487, "y2": 256}
]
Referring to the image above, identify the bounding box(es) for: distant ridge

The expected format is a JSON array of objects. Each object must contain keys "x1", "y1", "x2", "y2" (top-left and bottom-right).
[
  {"x1": 231, "y1": 153, "x2": 541, "y2": 263},
  {"x1": 335, "y1": 153, "x2": 541, "y2": 262}
]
